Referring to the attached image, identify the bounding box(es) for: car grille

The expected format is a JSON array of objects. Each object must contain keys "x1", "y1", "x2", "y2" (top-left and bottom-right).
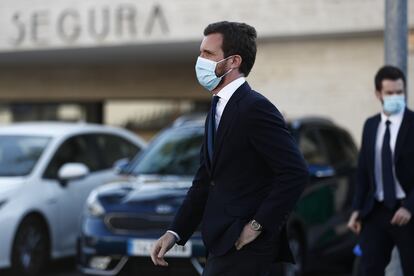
[{"x1": 105, "y1": 214, "x2": 172, "y2": 234}]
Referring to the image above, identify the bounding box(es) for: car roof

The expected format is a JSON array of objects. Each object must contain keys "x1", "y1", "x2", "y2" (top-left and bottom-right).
[
  {"x1": 172, "y1": 113, "x2": 335, "y2": 130},
  {"x1": 289, "y1": 117, "x2": 335, "y2": 130},
  {"x1": 172, "y1": 113, "x2": 206, "y2": 128},
  {"x1": 0, "y1": 121, "x2": 132, "y2": 138}
]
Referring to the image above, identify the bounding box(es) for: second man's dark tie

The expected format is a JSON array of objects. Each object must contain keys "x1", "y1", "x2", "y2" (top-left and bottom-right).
[
  {"x1": 382, "y1": 120, "x2": 397, "y2": 209},
  {"x1": 207, "y1": 96, "x2": 220, "y2": 163}
]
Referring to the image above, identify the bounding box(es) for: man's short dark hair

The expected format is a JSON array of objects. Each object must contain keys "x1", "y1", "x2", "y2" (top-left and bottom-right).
[
  {"x1": 204, "y1": 21, "x2": 257, "y2": 77},
  {"x1": 374, "y1": 65, "x2": 406, "y2": 91}
]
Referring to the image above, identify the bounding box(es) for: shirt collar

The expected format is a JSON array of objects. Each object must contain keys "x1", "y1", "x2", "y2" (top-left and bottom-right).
[
  {"x1": 381, "y1": 108, "x2": 405, "y2": 126},
  {"x1": 215, "y1": 77, "x2": 246, "y2": 101}
]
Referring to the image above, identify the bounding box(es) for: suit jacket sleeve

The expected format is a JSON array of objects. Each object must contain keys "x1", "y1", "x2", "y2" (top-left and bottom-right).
[
  {"x1": 169, "y1": 141, "x2": 209, "y2": 245},
  {"x1": 401, "y1": 113, "x2": 414, "y2": 214},
  {"x1": 352, "y1": 119, "x2": 370, "y2": 211},
  {"x1": 402, "y1": 188, "x2": 414, "y2": 214},
  {"x1": 247, "y1": 98, "x2": 309, "y2": 233}
]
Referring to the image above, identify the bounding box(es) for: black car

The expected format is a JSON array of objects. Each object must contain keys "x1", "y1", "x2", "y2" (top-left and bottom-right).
[{"x1": 78, "y1": 115, "x2": 358, "y2": 276}]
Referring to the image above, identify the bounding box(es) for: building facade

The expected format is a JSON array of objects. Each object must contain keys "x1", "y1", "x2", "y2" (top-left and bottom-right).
[{"x1": 0, "y1": 0, "x2": 413, "y2": 142}]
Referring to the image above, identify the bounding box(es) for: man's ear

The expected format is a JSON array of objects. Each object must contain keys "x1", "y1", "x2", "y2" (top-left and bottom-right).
[
  {"x1": 231, "y1": 55, "x2": 242, "y2": 70},
  {"x1": 375, "y1": 90, "x2": 383, "y2": 103}
]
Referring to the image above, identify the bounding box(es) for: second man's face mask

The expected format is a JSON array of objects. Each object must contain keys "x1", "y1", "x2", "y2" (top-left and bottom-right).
[
  {"x1": 383, "y1": 94, "x2": 406, "y2": 115},
  {"x1": 195, "y1": 56, "x2": 233, "y2": 91}
]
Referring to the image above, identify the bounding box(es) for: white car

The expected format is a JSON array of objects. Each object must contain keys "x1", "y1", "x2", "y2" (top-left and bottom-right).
[{"x1": 0, "y1": 122, "x2": 146, "y2": 276}]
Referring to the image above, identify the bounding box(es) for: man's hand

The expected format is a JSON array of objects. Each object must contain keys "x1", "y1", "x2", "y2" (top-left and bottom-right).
[
  {"x1": 391, "y1": 207, "x2": 412, "y2": 226},
  {"x1": 347, "y1": 211, "x2": 362, "y2": 234},
  {"x1": 234, "y1": 223, "x2": 261, "y2": 250},
  {"x1": 150, "y1": 232, "x2": 176, "y2": 266}
]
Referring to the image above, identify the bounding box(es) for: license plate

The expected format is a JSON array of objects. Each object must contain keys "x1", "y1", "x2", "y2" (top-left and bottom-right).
[{"x1": 127, "y1": 239, "x2": 192, "y2": 257}]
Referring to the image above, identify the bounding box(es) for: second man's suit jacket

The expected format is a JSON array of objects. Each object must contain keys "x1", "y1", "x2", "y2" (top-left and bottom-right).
[
  {"x1": 353, "y1": 108, "x2": 414, "y2": 218},
  {"x1": 170, "y1": 82, "x2": 309, "y2": 262}
]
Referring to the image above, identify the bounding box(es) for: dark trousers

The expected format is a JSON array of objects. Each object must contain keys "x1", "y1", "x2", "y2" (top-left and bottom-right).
[
  {"x1": 360, "y1": 202, "x2": 414, "y2": 276},
  {"x1": 202, "y1": 245, "x2": 275, "y2": 276}
]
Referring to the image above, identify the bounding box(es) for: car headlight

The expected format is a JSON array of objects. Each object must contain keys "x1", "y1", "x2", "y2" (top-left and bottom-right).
[{"x1": 86, "y1": 191, "x2": 105, "y2": 217}]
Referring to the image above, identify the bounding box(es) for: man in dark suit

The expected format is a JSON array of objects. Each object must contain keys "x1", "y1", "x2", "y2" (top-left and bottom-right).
[
  {"x1": 150, "y1": 21, "x2": 308, "y2": 275},
  {"x1": 348, "y1": 65, "x2": 414, "y2": 276}
]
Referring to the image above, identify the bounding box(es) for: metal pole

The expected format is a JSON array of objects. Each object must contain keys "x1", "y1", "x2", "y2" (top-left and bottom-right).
[
  {"x1": 384, "y1": 3, "x2": 407, "y2": 274},
  {"x1": 384, "y1": 0, "x2": 408, "y2": 76}
]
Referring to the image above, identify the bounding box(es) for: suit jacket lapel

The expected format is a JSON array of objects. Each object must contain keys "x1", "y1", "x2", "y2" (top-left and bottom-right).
[
  {"x1": 395, "y1": 109, "x2": 411, "y2": 161},
  {"x1": 204, "y1": 112, "x2": 212, "y2": 174},
  {"x1": 211, "y1": 82, "x2": 250, "y2": 172},
  {"x1": 367, "y1": 114, "x2": 380, "y2": 177}
]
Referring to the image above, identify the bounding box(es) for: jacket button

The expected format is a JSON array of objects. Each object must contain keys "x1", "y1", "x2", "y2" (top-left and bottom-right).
[{"x1": 210, "y1": 181, "x2": 215, "y2": 186}]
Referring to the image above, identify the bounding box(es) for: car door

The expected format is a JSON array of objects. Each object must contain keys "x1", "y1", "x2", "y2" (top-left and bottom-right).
[
  {"x1": 295, "y1": 126, "x2": 338, "y2": 250},
  {"x1": 73, "y1": 133, "x2": 143, "y2": 211},
  {"x1": 91, "y1": 133, "x2": 141, "y2": 170},
  {"x1": 312, "y1": 126, "x2": 357, "y2": 257},
  {"x1": 42, "y1": 134, "x2": 117, "y2": 255}
]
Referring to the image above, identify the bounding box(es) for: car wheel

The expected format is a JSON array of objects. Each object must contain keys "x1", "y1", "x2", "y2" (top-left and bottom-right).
[
  {"x1": 283, "y1": 228, "x2": 305, "y2": 276},
  {"x1": 11, "y1": 216, "x2": 49, "y2": 276}
]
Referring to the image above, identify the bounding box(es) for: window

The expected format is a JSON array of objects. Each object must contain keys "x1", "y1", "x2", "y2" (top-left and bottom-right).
[
  {"x1": 44, "y1": 135, "x2": 101, "y2": 179},
  {"x1": 131, "y1": 127, "x2": 203, "y2": 176},
  {"x1": 0, "y1": 136, "x2": 50, "y2": 176},
  {"x1": 318, "y1": 128, "x2": 355, "y2": 167},
  {"x1": 92, "y1": 134, "x2": 140, "y2": 169},
  {"x1": 337, "y1": 130, "x2": 358, "y2": 166},
  {"x1": 299, "y1": 129, "x2": 328, "y2": 166}
]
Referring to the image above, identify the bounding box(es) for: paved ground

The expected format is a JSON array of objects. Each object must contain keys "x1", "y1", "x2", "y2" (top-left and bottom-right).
[{"x1": 1, "y1": 258, "x2": 352, "y2": 276}]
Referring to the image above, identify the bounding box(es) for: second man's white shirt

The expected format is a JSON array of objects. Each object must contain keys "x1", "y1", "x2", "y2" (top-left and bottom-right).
[{"x1": 374, "y1": 110, "x2": 406, "y2": 201}]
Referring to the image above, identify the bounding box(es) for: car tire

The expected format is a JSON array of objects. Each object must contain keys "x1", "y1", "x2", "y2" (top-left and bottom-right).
[
  {"x1": 11, "y1": 216, "x2": 50, "y2": 276},
  {"x1": 282, "y1": 228, "x2": 305, "y2": 276}
]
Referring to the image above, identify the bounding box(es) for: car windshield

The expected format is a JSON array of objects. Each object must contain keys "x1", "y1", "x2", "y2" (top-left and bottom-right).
[
  {"x1": 0, "y1": 135, "x2": 50, "y2": 176},
  {"x1": 131, "y1": 127, "x2": 204, "y2": 176}
]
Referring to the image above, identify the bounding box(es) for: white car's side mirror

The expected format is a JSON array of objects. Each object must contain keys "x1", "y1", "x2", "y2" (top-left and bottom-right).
[
  {"x1": 113, "y1": 158, "x2": 130, "y2": 174},
  {"x1": 58, "y1": 163, "x2": 90, "y2": 181}
]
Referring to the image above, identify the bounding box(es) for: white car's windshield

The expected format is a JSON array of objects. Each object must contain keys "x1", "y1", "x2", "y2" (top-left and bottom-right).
[{"x1": 0, "y1": 135, "x2": 50, "y2": 176}]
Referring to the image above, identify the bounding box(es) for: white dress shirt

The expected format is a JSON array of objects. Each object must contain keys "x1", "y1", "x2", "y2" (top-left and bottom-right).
[
  {"x1": 374, "y1": 110, "x2": 406, "y2": 201},
  {"x1": 167, "y1": 77, "x2": 246, "y2": 242},
  {"x1": 214, "y1": 77, "x2": 246, "y2": 130}
]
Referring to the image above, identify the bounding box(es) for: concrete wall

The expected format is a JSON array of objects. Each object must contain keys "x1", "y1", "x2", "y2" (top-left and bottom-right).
[
  {"x1": 1, "y1": 32, "x2": 413, "y2": 144},
  {"x1": 1, "y1": 0, "x2": 414, "y2": 144},
  {"x1": 250, "y1": 34, "x2": 413, "y2": 144}
]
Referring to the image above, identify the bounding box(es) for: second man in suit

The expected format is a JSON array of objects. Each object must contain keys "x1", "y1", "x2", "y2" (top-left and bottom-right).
[{"x1": 348, "y1": 65, "x2": 414, "y2": 276}]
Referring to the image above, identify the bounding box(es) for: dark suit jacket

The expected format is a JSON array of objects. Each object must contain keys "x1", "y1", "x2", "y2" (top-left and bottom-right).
[
  {"x1": 353, "y1": 108, "x2": 414, "y2": 218},
  {"x1": 170, "y1": 82, "x2": 308, "y2": 262}
]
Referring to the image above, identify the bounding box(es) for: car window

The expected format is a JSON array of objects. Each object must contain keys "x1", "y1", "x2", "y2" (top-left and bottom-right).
[
  {"x1": 0, "y1": 135, "x2": 50, "y2": 176},
  {"x1": 336, "y1": 129, "x2": 358, "y2": 166},
  {"x1": 299, "y1": 129, "x2": 329, "y2": 166},
  {"x1": 44, "y1": 135, "x2": 101, "y2": 179},
  {"x1": 92, "y1": 134, "x2": 140, "y2": 169},
  {"x1": 318, "y1": 127, "x2": 354, "y2": 167},
  {"x1": 131, "y1": 127, "x2": 203, "y2": 176}
]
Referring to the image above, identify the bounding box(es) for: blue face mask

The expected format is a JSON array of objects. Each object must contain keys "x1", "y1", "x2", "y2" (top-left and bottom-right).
[
  {"x1": 383, "y1": 94, "x2": 406, "y2": 115},
  {"x1": 195, "y1": 56, "x2": 233, "y2": 91}
]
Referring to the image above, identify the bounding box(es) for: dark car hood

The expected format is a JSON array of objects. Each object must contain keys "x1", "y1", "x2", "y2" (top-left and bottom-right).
[{"x1": 95, "y1": 175, "x2": 193, "y2": 213}]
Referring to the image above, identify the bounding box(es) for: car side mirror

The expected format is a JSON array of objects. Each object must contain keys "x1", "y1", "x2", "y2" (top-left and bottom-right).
[
  {"x1": 58, "y1": 163, "x2": 90, "y2": 186},
  {"x1": 113, "y1": 158, "x2": 130, "y2": 174},
  {"x1": 308, "y1": 164, "x2": 336, "y2": 179}
]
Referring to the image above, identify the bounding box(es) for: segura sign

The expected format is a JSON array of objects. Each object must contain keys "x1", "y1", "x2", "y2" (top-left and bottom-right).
[
  {"x1": 10, "y1": 4, "x2": 169, "y2": 47},
  {"x1": 1, "y1": 2, "x2": 173, "y2": 52}
]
